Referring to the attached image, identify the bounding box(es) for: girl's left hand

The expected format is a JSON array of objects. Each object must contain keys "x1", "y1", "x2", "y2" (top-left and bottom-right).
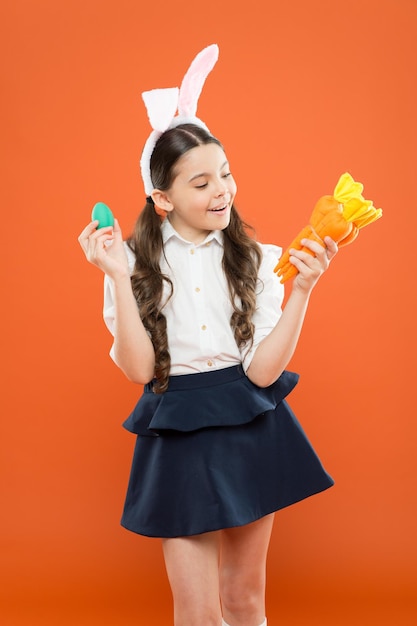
[{"x1": 290, "y1": 236, "x2": 338, "y2": 294}]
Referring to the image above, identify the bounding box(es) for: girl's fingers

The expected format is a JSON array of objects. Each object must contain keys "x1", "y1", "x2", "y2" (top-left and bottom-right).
[
  {"x1": 298, "y1": 238, "x2": 325, "y2": 256},
  {"x1": 290, "y1": 244, "x2": 327, "y2": 276},
  {"x1": 283, "y1": 236, "x2": 338, "y2": 289},
  {"x1": 78, "y1": 216, "x2": 129, "y2": 280},
  {"x1": 78, "y1": 220, "x2": 99, "y2": 242},
  {"x1": 111, "y1": 218, "x2": 124, "y2": 244},
  {"x1": 297, "y1": 237, "x2": 337, "y2": 265},
  {"x1": 289, "y1": 253, "x2": 312, "y2": 274},
  {"x1": 323, "y1": 236, "x2": 338, "y2": 260},
  {"x1": 78, "y1": 222, "x2": 115, "y2": 245},
  {"x1": 88, "y1": 231, "x2": 115, "y2": 262},
  {"x1": 290, "y1": 248, "x2": 323, "y2": 267},
  {"x1": 78, "y1": 225, "x2": 116, "y2": 267}
]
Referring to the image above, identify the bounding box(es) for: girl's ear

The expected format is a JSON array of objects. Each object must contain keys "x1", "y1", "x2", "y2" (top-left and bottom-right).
[{"x1": 151, "y1": 190, "x2": 174, "y2": 213}]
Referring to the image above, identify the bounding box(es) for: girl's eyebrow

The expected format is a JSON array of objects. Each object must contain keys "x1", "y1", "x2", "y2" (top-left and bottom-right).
[{"x1": 188, "y1": 160, "x2": 229, "y2": 183}]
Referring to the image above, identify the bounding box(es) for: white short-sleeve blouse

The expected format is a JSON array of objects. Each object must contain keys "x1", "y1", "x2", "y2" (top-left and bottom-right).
[{"x1": 103, "y1": 219, "x2": 284, "y2": 376}]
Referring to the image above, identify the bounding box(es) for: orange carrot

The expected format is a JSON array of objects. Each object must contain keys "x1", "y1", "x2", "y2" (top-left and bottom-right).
[{"x1": 274, "y1": 173, "x2": 382, "y2": 283}]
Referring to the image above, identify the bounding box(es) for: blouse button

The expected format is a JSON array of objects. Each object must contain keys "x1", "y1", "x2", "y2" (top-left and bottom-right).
[
  {"x1": 195, "y1": 287, "x2": 201, "y2": 292},
  {"x1": 207, "y1": 360, "x2": 213, "y2": 366},
  {"x1": 190, "y1": 249, "x2": 195, "y2": 255},
  {"x1": 201, "y1": 325, "x2": 207, "y2": 331}
]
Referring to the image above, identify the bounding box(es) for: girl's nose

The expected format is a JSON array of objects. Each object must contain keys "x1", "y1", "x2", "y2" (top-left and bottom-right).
[{"x1": 215, "y1": 182, "x2": 228, "y2": 197}]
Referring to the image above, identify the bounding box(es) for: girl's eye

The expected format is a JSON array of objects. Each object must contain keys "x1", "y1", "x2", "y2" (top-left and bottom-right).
[
  {"x1": 223, "y1": 172, "x2": 232, "y2": 178},
  {"x1": 195, "y1": 183, "x2": 208, "y2": 189}
]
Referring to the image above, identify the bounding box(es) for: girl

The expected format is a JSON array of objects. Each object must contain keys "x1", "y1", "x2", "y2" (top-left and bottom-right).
[{"x1": 78, "y1": 45, "x2": 337, "y2": 626}]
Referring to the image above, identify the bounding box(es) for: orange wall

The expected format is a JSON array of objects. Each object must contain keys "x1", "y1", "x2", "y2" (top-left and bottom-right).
[{"x1": 2, "y1": 1, "x2": 417, "y2": 624}]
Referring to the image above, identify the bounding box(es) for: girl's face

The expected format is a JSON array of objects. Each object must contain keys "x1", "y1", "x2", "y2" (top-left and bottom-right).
[{"x1": 154, "y1": 143, "x2": 237, "y2": 245}]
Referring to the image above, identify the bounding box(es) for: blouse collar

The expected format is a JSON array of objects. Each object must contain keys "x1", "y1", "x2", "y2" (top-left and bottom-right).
[{"x1": 161, "y1": 216, "x2": 224, "y2": 247}]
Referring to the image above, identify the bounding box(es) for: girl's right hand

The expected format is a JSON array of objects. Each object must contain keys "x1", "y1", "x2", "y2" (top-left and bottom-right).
[{"x1": 78, "y1": 218, "x2": 130, "y2": 280}]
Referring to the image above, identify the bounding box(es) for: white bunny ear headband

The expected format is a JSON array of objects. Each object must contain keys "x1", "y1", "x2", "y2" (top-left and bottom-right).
[{"x1": 140, "y1": 44, "x2": 219, "y2": 196}]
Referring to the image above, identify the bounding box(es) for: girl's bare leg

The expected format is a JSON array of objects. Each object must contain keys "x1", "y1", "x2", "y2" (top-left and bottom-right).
[
  {"x1": 219, "y1": 514, "x2": 275, "y2": 626},
  {"x1": 162, "y1": 531, "x2": 223, "y2": 626}
]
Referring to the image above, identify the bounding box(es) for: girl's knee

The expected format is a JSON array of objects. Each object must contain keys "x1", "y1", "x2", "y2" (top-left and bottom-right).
[
  {"x1": 221, "y1": 578, "x2": 263, "y2": 615},
  {"x1": 220, "y1": 567, "x2": 266, "y2": 623}
]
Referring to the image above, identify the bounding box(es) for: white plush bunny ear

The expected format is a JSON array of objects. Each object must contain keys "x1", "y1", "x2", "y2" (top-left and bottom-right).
[
  {"x1": 177, "y1": 44, "x2": 219, "y2": 117},
  {"x1": 142, "y1": 87, "x2": 179, "y2": 132},
  {"x1": 140, "y1": 44, "x2": 219, "y2": 195}
]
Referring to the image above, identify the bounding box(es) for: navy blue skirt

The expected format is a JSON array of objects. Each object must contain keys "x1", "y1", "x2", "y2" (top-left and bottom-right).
[{"x1": 121, "y1": 365, "x2": 334, "y2": 538}]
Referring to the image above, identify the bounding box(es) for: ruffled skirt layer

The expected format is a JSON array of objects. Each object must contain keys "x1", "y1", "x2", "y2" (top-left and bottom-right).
[{"x1": 121, "y1": 365, "x2": 333, "y2": 538}]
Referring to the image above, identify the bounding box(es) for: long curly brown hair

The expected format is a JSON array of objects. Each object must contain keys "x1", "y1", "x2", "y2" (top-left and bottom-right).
[{"x1": 127, "y1": 124, "x2": 262, "y2": 393}]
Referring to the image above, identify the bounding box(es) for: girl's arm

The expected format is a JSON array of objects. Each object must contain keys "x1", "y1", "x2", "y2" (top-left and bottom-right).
[
  {"x1": 109, "y1": 273, "x2": 155, "y2": 384},
  {"x1": 78, "y1": 220, "x2": 155, "y2": 384},
  {"x1": 246, "y1": 236, "x2": 338, "y2": 388}
]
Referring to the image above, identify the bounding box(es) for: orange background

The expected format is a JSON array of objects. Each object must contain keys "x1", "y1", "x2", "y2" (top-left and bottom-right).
[{"x1": 2, "y1": 1, "x2": 417, "y2": 624}]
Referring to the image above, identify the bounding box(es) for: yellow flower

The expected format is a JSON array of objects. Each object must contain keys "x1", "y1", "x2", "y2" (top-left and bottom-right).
[{"x1": 333, "y1": 172, "x2": 382, "y2": 228}]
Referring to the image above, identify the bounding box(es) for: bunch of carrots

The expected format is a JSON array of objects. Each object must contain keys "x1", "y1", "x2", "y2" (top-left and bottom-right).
[{"x1": 274, "y1": 172, "x2": 382, "y2": 283}]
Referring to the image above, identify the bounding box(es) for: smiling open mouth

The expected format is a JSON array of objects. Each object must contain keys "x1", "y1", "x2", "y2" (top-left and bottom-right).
[{"x1": 209, "y1": 204, "x2": 227, "y2": 212}]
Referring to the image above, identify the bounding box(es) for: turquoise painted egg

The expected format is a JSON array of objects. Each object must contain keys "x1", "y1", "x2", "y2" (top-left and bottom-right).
[{"x1": 91, "y1": 202, "x2": 114, "y2": 229}]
